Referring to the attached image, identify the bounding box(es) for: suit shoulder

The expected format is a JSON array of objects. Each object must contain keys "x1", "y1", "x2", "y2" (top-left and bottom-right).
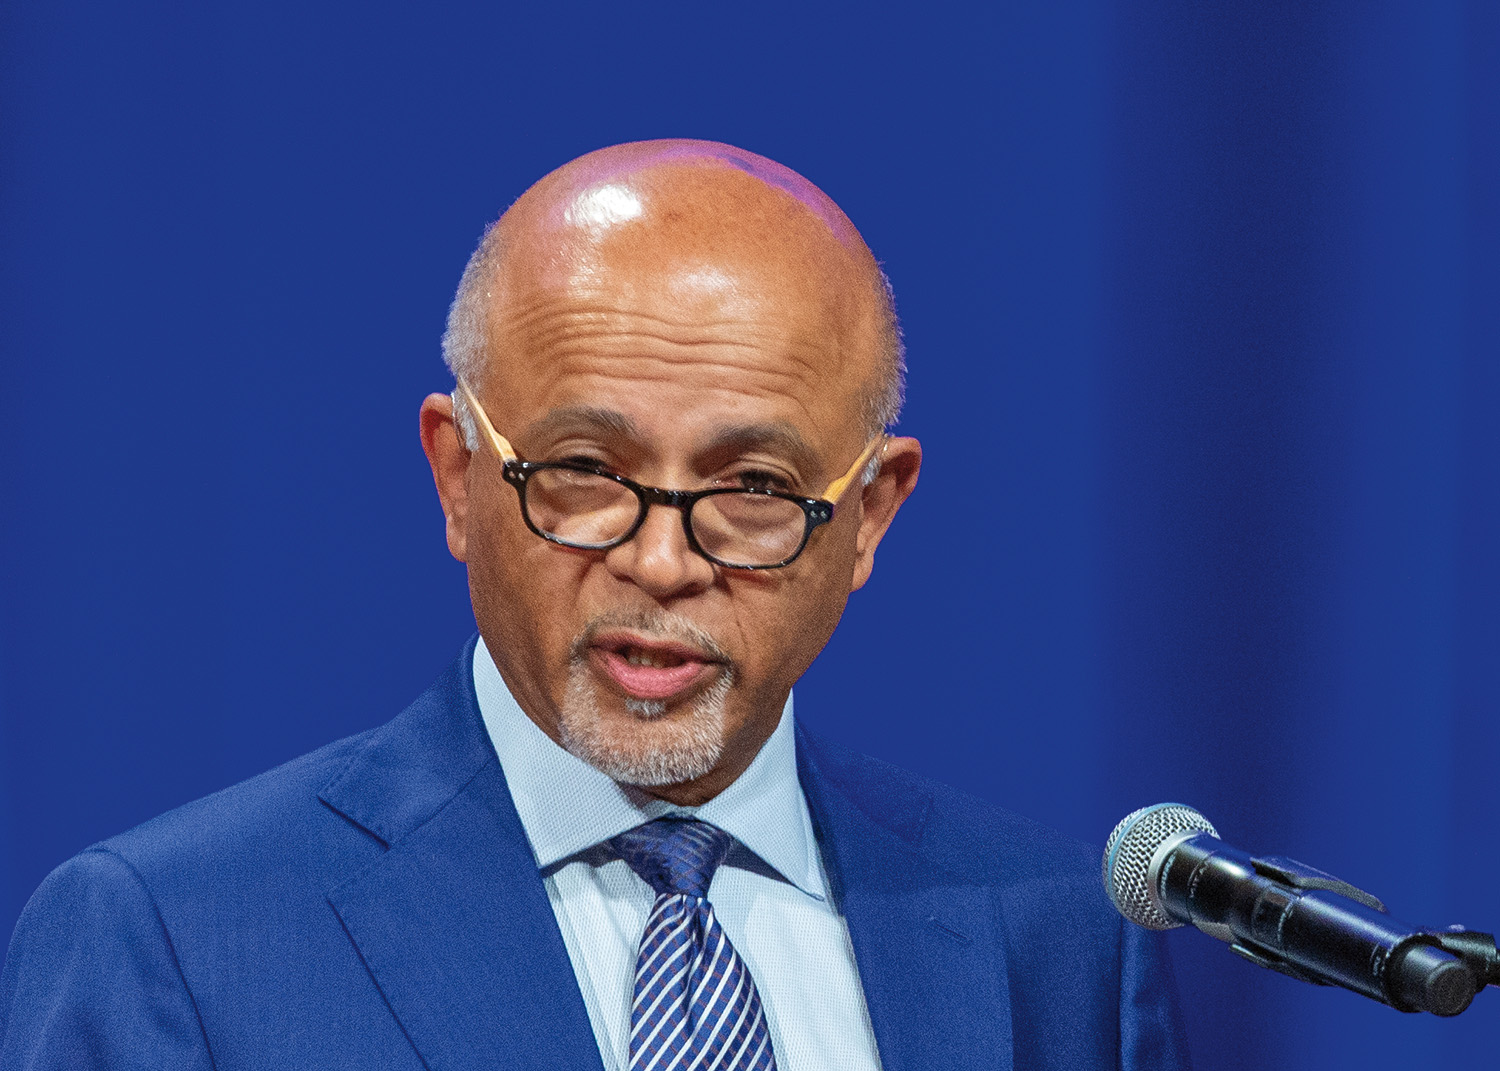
[
  {"x1": 1, "y1": 847, "x2": 217, "y2": 1069},
  {"x1": 803, "y1": 730, "x2": 1099, "y2": 889},
  {"x1": 99, "y1": 726, "x2": 382, "y2": 887},
  {"x1": 66, "y1": 645, "x2": 485, "y2": 915},
  {"x1": 921, "y1": 775, "x2": 1099, "y2": 889}
]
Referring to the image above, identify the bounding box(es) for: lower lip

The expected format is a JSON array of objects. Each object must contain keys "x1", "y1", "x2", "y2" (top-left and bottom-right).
[{"x1": 589, "y1": 647, "x2": 720, "y2": 702}]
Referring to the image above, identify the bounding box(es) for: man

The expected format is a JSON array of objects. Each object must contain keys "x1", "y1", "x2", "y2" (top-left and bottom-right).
[{"x1": 1, "y1": 141, "x2": 1190, "y2": 1070}]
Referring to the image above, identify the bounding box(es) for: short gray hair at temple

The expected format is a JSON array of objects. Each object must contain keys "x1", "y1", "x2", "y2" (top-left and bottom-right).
[{"x1": 440, "y1": 220, "x2": 907, "y2": 475}]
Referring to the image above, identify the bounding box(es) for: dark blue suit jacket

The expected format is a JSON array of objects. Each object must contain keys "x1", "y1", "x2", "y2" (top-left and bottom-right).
[{"x1": 2, "y1": 641, "x2": 1190, "y2": 1069}]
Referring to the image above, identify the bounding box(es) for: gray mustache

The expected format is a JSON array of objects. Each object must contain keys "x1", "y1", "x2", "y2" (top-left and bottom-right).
[{"x1": 569, "y1": 609, "x2": 734, "y2": 669}]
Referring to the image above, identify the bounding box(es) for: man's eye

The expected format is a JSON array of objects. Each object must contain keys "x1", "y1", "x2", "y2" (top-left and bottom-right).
[
  {"x1": 734, "y1": 469, "x2": 792, "y2": 492},
  {"x1": 555, "y1": 455, "x2": 612, "y2": 472}
]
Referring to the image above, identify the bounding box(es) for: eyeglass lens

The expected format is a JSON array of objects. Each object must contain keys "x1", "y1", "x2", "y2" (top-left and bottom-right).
[{"x1": 523, "y1": 468, "x2": 808, "y2": 566}]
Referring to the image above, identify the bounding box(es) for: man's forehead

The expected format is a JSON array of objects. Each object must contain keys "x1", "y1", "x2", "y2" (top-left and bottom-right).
[{"x1": 522, "y1": 404, "x2": 821, "y2": 472}]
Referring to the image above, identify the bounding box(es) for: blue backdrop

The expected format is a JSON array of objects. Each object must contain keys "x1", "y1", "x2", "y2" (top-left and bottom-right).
[{"x1": 2, "y1": 3, "x2": 1495, "y2": 1067}]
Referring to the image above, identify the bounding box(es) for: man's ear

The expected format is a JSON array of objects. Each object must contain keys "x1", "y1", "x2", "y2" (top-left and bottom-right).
[
  {"x1": 850, "y1": 435, "x2": 921, "y2": 591},
  {"x1": 419, "y1": 393, "x2": 473, "y2": 562}
]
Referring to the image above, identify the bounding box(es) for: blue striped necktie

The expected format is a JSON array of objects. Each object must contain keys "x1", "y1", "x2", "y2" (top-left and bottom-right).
[{"x1": 610, "y1": 818, "x2": 778, "y2": 1071}]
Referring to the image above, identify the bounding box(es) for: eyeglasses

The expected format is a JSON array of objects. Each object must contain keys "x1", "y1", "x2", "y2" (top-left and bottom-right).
[{"x1": 455, "y1": 384, "x2": 885, "y2": 569}]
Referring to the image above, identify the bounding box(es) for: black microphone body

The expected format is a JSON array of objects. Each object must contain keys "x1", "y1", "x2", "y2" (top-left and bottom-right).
[{"x1": 1156, "y1": 832, "x2": 1477, "y2": 1016}]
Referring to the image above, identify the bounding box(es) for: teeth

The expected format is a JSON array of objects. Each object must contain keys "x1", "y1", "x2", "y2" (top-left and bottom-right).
[{"x1": 621, "y1": 647, "x2": 687, "y2": 669}]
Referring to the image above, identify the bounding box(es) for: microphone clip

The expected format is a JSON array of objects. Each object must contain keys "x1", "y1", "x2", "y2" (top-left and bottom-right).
[{"x1": 1249, "y1": 854, "x2": 1387, "y2": 913}]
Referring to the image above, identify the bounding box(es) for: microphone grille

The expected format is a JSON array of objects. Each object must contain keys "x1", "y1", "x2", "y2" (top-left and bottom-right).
[{"x1": 1102, "y1": 803, "x2": 1218, "y2": 930}]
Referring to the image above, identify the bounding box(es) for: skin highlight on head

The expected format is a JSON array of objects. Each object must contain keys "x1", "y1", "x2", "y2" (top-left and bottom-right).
[{"x1": 420, "y1": 140, "x2": 921, "y2": 805}]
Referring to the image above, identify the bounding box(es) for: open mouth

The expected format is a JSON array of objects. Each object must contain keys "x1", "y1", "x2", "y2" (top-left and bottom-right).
[{"x1": 587, "y1": 632, "x2": 726, "y2": 703}]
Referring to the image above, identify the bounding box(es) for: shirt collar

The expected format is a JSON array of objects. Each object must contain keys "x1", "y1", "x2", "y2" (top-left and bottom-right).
[{"x1": 472, "y1": 637, "x2": 825, "y2": 900}]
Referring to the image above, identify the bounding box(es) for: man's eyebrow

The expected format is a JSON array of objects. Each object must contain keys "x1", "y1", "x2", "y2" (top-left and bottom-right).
[
  {"x1": 522, "y1": 406, "x2": 641, "y2": 443},
  {"x1": 701, "y1": 423, "x2": 819, "y2": 476}
]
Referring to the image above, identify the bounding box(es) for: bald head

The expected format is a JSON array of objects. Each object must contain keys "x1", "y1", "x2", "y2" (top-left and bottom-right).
[{"x1": 442, "y1": 140, "x2": 903, "y2": 446}]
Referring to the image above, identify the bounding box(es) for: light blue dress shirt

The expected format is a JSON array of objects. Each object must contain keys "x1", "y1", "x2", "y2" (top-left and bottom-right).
[{"x1": 472, "y1": 639, "x2": 883, "y2": 1071}]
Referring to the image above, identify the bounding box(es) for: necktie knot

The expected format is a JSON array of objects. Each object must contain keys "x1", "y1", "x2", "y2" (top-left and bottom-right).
[{"x1": 610, "y1": 818, "x2": 733, "y2": 899}]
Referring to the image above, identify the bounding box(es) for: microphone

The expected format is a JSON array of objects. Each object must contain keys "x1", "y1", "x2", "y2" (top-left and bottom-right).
[{"x1": 1102, "y1": 803, "x2": 1500, "y2": 1017}]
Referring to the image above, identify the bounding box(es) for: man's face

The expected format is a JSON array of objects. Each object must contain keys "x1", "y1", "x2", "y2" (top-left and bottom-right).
[{"x1": 423, "y1": 163, "x2": 919, "y2": 803}]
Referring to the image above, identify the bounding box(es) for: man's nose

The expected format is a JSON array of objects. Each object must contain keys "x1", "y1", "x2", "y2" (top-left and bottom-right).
[{"x1": 603, "y1": 501, "x2": 716, "y2": 598}]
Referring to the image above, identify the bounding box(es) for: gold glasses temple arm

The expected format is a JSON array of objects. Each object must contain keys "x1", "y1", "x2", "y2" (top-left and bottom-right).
[
  {"x1": 455, "y1": 383, "x2": 519, "y2": 463},
  {"x1": 820, "y1": 434, "x2": 886, "y2": 503}
]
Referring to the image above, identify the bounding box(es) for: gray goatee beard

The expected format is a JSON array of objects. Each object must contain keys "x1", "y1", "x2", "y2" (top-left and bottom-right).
[{"x1": 557, "y1": 610, "x2": 736, "y2": 787}]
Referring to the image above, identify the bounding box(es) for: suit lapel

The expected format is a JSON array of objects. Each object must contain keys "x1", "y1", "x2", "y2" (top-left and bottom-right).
[
  {"x1": 798, "y1": 729, "x2": 1014, "y2": 1071},
  {"x1": 319, "y1": 642, "x2": 603, "y2": 1070}
]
